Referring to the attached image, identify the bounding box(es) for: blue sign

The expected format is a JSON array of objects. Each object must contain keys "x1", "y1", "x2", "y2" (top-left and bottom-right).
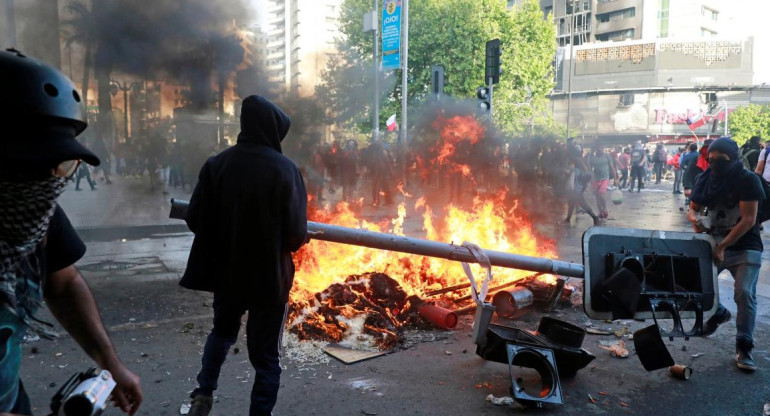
[{"x1": 381, "y1": 0, "x2": 401, "y2": 71}]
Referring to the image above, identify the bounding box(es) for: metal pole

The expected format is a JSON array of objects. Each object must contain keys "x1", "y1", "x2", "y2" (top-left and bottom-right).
[
  {"x1": 488, "y1": 77, "x2": 494, "y2": 121},
  {"x1": 307, "y1": 221, "x2": 586, "y2": 278},
  {"x1": 167, "y1": 199, "x2": 585, "y2": 278},
  {"x1": 5, "y1": 0, "x2": 16, "y2": 48},
  {"x1": 399, "y1": 0, "x2": 408, "y2": 145},
  {"x1": 722, "y1": 99, "x2": 728, "y2": 135},
  {"x1": 373, "y1": 0, "x2": 380, "y2": 139},
  {"x1": 565, "y1": 0, "x2": 576, "y2": 139},
  {"x1": 123, "y1": 88, "x2": 129, "y2": 142}
]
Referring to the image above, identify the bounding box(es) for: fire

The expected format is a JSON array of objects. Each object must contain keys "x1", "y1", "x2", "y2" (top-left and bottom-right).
[{"x1": 291, "y1": 195, "x2": 557, "y2": 303}]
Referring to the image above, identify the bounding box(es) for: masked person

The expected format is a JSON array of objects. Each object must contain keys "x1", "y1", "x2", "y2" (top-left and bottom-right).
[
  {"x1": 182, "y1": 96, "x2": 308, "y2": 416},
  {"x1": 688, "y1": 137, "x2": 764, "y2": 371},
  {"x1": 0, "y1": 49, "x2": 142, "y2": 415}
]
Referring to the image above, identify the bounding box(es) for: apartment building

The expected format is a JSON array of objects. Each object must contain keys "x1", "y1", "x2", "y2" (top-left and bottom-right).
[{"x1": 266, "y1": 0, "x2": 342, "y2": 97}]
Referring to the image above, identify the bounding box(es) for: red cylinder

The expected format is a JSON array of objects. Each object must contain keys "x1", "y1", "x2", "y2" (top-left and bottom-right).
[{"x1": 418, "y1": 304, "x2": 458, "y2": 329}]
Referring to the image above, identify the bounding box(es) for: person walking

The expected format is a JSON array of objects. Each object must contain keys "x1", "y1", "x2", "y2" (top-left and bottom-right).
[
  {"x1": 618, "y1": 147, "x2": 631, "y2": 189},
  {"x1": 181, "y1": 95, "x2": 308, "y2": 416},
  {"x1": 628, "y1": 142, "x2": 646, "y2": 192},
  {"x1": 683, "y1": 140, "x2": 712, "y2": 204},
  {"x1": 688, "y1": 137, "x2": 764, "y2": 371},
  {"x1": 653, "y1": 143, "x2": 667, "y2": 184},
  {"x1": 588, "y1": 146, "x2": 618, "y2": 219},
  {"x1": 671, "y1": 147, "x2": 684, "y2": 194},
  {"x1": 739, "y1": 136, "x2": 762, "y2": 171}
]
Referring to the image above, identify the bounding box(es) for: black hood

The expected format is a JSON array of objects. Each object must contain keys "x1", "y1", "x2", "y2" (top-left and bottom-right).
[{"x1": 237, "y1": 95, "x2": 291, "y2": 153}]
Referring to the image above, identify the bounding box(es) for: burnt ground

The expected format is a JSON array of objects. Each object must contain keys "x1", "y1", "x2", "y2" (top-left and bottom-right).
[{"x1": 17, "y1": 175, "x2": 770, "y2": 415}]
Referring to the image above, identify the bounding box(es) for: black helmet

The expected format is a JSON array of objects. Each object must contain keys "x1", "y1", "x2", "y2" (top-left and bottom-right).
[{"x1": 0, "y1": 49, "x2": 99, "y2": 166}]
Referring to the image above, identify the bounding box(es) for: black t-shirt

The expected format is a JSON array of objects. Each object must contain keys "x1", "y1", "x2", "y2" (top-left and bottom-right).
[
  {"x1": 45, "y1": 206, "x2": 86, "y2": 274},
  {"x1": 0, "y1": 205, "x2": 85, "y2": 412},
  {"x1": 707, "y1": 170, "x2": 764, "y2": 252}
]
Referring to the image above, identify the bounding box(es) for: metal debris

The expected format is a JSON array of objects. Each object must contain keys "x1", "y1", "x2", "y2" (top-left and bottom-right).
[{"x1": 485, "y1": 394, "x2": 514, "y2": 406}]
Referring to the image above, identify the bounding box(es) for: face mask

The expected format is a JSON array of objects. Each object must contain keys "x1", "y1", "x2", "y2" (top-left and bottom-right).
[
  {"x1": 709, "y1": 159, "x2": 731, "y2": 176},
  {"x1": 0, "y1": 177, "x2": 66, "y2": 249}
]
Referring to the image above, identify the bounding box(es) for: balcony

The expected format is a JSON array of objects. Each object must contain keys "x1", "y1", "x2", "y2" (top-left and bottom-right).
[
  {"x1": 595, "y1": 18, "x2": 636, "y2": 35},
  {"x1": 596, "y1": 0, "x2": 640, "y2": 14}
]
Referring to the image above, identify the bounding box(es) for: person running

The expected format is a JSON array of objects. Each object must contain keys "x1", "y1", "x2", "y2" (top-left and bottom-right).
[
  {"x1": 588, "y1": 146, "x2": 618, "y2": 219},
  {"x1": 688, "y1": 137, "x2": 764, "y2": 371}
]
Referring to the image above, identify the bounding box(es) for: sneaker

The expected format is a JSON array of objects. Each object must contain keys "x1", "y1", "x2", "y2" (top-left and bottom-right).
[
  {"x1": 702, "y1": 309, "x2": 731, "y2": 337},
  {"x1": 736, "y1": 340, "x2": 757, "y2": 371},
  {"x1": 189, "y1": 395, "x2": 213, "y2": 416}
]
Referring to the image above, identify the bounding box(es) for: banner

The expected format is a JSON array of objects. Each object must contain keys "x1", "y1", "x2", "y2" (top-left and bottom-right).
[{"x1": 381, "y1": 0, "x2": 401, "y2": 71}]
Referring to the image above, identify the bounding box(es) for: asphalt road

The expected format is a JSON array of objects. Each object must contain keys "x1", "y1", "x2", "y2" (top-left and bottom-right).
[{"x1": 17, "y1": 175, "x2": 770, "y2": 415}]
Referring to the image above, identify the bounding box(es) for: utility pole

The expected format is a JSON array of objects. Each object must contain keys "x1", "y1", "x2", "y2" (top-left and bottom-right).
[
  {"x1": 565, "y1": 0, "x2": 576, "y2": 140},
  {"x1": 399, "y1": 0, "x2": 409, "y2": 145},
  {"x1": 364, "y1": 5, "x2": 380, "y2": 140}
]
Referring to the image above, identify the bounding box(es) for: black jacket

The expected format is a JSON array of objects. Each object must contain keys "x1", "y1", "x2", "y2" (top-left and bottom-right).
[{"x1": 180, "y1": 96, "x2": 308, "y2": 304}]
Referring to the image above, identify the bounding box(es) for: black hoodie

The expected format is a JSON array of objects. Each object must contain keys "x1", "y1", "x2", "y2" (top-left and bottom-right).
[{"x1": 181, "y1": 95, "x2": 308, "y2": 304}]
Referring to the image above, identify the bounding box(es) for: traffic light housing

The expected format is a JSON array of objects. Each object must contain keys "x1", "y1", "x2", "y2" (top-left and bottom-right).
[
  {"x1": 477, "y1": 86, "x2": 491, "y2": 113},
  {"x1": 485, "y1": 39, "x2": 501, "y2": 85}
]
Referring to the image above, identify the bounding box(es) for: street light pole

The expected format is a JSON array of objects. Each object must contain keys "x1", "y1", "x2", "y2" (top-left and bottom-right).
[
  {"x1": 110, "y1": 80, "x2": 139, "y2": 142},
  {"x1": 400, "y1": 0, "x2": 409, "y2": 145},
  {"x1": 565, "y1": 0, "x2": 576, "y2": 140}
]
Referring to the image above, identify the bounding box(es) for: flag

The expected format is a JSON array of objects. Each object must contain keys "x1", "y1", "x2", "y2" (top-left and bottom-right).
[
  {"x1": 686, "y1": 113, "x2": 705, "y2": 130},
  {"x1": 386, "y1": 114, "x2": 397, "y2": 132}
]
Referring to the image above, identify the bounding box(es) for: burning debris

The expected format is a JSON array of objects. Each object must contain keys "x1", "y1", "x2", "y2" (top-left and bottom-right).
[{"x1": 288, "y1": 273, "x2": 423, "y2": 351}]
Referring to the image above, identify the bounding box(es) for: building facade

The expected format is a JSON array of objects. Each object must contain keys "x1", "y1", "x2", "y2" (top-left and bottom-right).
[
  {"x1": 551, "y1": 37, "x2": 770, "y2": 144},
  {"x1": 266, "y1": 0, "x2": 342, "y2": 97}
]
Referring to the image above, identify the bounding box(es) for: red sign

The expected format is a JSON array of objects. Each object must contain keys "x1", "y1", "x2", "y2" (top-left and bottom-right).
[{"x1": 653, "y1": 108, "x2": 733, "y2": 125}]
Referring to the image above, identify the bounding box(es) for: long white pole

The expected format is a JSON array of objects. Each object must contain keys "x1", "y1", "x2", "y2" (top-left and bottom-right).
[
  {"x1": 373, "y1": 1, "x2": 380, "y2": 139},
  {"x1": 399, "y1": 0, "x2": 408, "y2": 145}
]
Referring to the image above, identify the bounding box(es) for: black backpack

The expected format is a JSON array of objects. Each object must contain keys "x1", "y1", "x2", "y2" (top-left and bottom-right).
[{"x1": 755, "y1": 171, "x2": 770, "y2": 223}]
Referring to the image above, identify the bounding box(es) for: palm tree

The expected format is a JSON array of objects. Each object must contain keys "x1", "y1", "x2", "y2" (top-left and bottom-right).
[{"x1": 61, "y1": 2, "x2": 96, "y2": 108}]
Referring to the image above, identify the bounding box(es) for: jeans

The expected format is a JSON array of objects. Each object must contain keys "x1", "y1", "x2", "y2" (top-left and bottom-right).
[
  {"x1": 193, "y1": 293, "x2": 288, "y2": 416},
  {"x1": 654, "y1": 162, "x2": 664, "y2": 183},
  {"x1": 619, "y1": 167, "x2": 628, "y2": 188},
  {"x1": 714, "y1": 249, "x2": 762, "y2": 344},
  {"x1": 673, "y1": 169, "x2": 682, "y2": 192}
]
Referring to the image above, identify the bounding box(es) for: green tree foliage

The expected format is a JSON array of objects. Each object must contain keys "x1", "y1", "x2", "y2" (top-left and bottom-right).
[
  {"x1": 728, "y1": 104, "x2": 770, "y2": 146},
  {"x1": 318, "y1": 0, "x2": 558, "y2": 136}
]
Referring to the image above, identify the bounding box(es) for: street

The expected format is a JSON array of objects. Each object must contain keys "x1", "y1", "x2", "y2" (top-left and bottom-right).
[{"x1": 20, "y1": 175, "x2": 770, "y2": 415}]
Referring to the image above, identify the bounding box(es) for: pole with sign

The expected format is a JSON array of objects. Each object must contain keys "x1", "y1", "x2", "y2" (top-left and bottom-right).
[{"x1": 381, "y1": 0, "x2": 401, "y2": 71}]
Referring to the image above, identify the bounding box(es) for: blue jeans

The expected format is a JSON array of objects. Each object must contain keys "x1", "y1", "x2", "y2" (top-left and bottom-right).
[
  {"x1": 673, "y1": 169, "x2": 682, "y2": 192},
  {"x1": 714, "y1": 250, "x2": 762, "y2": 344},
  {"x1": 192, "y1": 293, "x2": 288, "y2": 416}
]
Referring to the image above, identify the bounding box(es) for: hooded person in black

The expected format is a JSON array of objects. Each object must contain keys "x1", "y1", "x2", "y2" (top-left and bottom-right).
[{"x1": 182, "y1": 95, "x2": 308, "y2": 416}]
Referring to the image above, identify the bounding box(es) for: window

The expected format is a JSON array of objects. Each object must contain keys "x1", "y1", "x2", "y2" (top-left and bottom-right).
[
  {"x1": 702, "y1": 6, "x2": 718, "y2": 21},
  {"x1": 658, "y1": 0, "x2": 670, "y2": 37},
  {"x1": 701, "y1": 27, "x2": 717, "y2": 37}
]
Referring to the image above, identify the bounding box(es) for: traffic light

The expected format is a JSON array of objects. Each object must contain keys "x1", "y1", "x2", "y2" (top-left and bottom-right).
[
  {"x1": 485, "y1": 39, "x2": 501, "y2": 85},
  {"x1": 431, "y1": 65, "x2": 445, "y2": 97},
  {"x1": 477, "y1": 86, "x2": 491, "y2": 113}
]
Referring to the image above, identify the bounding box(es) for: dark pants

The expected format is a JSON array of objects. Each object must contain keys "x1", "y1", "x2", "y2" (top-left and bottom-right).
[
  {"x1": 192, "y1": 293, "x2": 288, "y2": 416},
  {"x1": 654, "y1": 162, "x2": 664, "y2": 183},
  {"x1": 629, "y1": 165, "x2": 645, "y2": 191},
  {"x1": 619, "y1": 167, "x2": 629, "y2": 188},
  {"x1": 75, "y1": 165, "x2": 96, "y2": 190}
]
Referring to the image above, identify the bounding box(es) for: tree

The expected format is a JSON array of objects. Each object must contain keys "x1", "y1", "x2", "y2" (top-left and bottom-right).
[
  {"x1": 319, "y1": 0, "x2": 558, "y2": 136},
  {"x1": 728, "y1": 104, "x2": 770, "y2": 146},
  {"x1": 62, "y1": 2, "x2": 96, "y2": 110}
]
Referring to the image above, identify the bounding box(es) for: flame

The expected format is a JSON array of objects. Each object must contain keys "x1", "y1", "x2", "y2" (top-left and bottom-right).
[{"x1": 292, "y1": 195, "x2": 557, "y2": 303}]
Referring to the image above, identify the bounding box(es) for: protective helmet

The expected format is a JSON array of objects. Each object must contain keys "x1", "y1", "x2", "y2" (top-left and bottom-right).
[
  {"x1": 0, "y1": 48, "x2": 86, "y2": 132},
  {"x1": 0, "y1": 48, "x2": 98, "y2": 166}
]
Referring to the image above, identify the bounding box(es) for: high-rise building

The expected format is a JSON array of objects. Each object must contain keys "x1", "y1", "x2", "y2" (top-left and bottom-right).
[
  {"x1": 537, "y1": 0, "x2": 728, "y2": 46},
  {"x1": 266, "y1": 0, "x2": 342, "y2": 97}
]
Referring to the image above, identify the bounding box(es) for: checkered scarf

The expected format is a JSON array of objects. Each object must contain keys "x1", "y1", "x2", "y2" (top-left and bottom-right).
[{"x1": 0, "y1": 177, "x2": 66, "y2": 333}]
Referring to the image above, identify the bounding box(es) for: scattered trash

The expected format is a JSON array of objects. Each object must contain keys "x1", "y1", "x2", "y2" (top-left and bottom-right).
[
  {"x1": 22, "y1": 334, "x2": 40, "y2": 343},
  {"x1": 614, "y1": 326, "x2": 630, "y2": 338},
  {"x1": 586, "y1": 327, "x2": 613, "y2": 335},
  {"x1": 669, "y1": 364, "x2": 693, "y2": 380},
  {"x1": 599, "y1": 340, "x2": 629, "y2": 358},
  {"x1": 444, "y1": 350, "x2": 452, "y2": 355},
  {"x1": 691, "y1": 353, "x2": 705, "y2": 359},
  {"x1": 763, "y1": 403, "x2": 770, "y2": 416},
  {"x1": 485, "y1": 394, "x2": 514, "y2": 406},
  {"x1": 588, "y1": 394, "x2": 598, "y2": 404},
  {"x1": 55, "y1": 352, "x2": 63, "y2": 357},
  {"x1": 179, "y1": 403, "x2": 190, "y2": 414},
  {"x1": 179, "y1": 323, "x2": 194, "y2": 333},
  {"x1": 361, "y1": 409, "x2": 378, "y2": 416}
]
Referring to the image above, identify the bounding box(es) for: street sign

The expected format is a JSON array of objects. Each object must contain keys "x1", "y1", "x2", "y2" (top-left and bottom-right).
[{"x1": 381, "y1": 0, "x2": 402, "y2": 71}]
